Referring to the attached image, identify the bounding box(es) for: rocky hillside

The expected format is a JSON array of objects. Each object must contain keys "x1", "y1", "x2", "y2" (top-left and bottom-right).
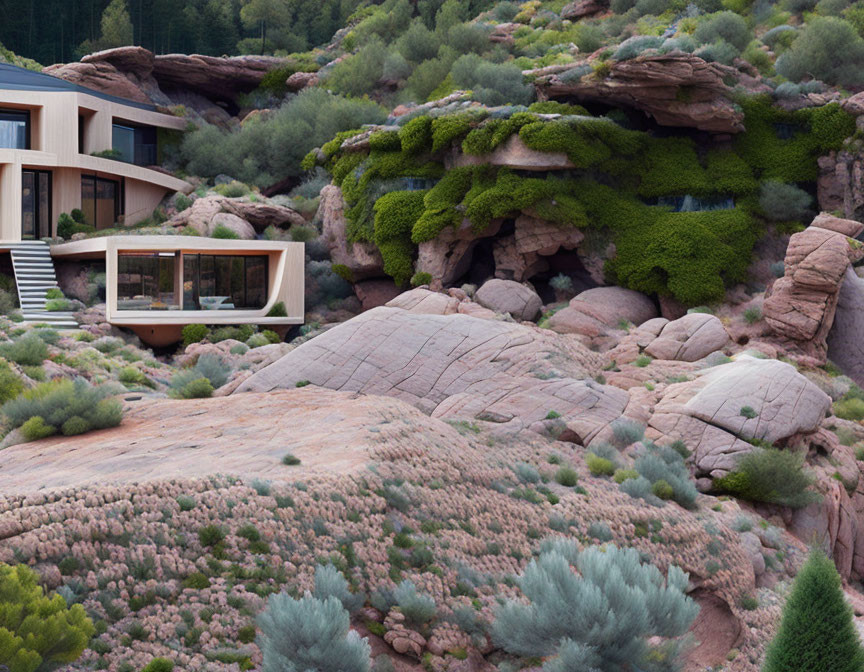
[{"x1": 6, "y1": 0, "x2": 864, "y2": 669}]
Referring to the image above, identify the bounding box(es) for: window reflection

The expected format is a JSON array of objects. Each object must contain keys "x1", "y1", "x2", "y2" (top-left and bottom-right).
[
  {"x1": 0, "y1": 110, "x2": 29, "y2": 149},
  {"x1": 117, "y1": 253, "x2": 180, "y2": 311},
  {"x1": 183, "y1": 254, "x2": 268, "y2": 310}
]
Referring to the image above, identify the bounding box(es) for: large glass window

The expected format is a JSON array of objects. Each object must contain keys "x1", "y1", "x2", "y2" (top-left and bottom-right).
[
  {"x1": 0, "y1": 110, "x2": 29, "y2": 149},
  {"x1": 112, "y1": 122, "x2": 157, "y2": 166},
  {"x1": 117, "y1": 253, "x2": 180, "y2": 311},
  {"x1": 81, "y1": 176, "x2": 123, "y2": 230},
  {"x1": 183, "y1": 254, "x2": 268, "y2": 310}
]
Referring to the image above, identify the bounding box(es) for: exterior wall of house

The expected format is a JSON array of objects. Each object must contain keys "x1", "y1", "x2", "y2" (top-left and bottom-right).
[
  {"x1": 50, "y1": 236, "x2": 305, "y2": 345},
  {"x1": 0, "y1": 88, "x2": 191, "y2": 242}
]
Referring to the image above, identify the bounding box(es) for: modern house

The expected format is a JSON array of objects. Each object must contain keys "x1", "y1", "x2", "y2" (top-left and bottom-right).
[{"x1": 0, "y1": 63, "x2": 304, "y2": 343}]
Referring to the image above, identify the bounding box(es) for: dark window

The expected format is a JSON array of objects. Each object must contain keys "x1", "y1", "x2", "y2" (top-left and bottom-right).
[
  {"x1": 0, "y1": 109, "x2": 29, "y2": 149},
  {"x1": 117, "y1": 253, "x2": 180, "y2": 311},
  {"x1": 78, "y1": 116, "x2": 85, "y2": 154},
  {"x1": 21, "y1": 170, "x2": 51, "y2": 239},
  {"x1": 183, "y1": 254, "x2": 269, "y2": 310},
  {"x1": 112, "y1": 122, "x2": 157, "y2": 166},
  {"x1": 81, "y1": 175, "x2": 124, "y2": 230}
]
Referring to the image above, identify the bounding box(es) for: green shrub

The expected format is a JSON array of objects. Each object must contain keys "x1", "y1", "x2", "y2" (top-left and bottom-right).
[
  {"x1": 182, "y1": 324, "x2": 210, "y2": 347},
  {"x1": 20, "y1": 415, "x2": 56, "y2": 441},
  {"x1": 181, "y1": 89, "x2": 386, "y2": 187},
  {"x1": 257, "y1": 592, "x2": 370, "y2": 672},
  {"x1": 373, "y1": 191, "x2": 427, "y2": 287},
  {"x1": 763, "y1": 550, "x2": 864, "y2": 671},
  {"x1": 170, "y1": 375, "x2": 214, "y2": 399},
  {"x1": 776, "y1": 17, "x2": 864, "y2": 86},
  {"x1": 183, "y1": 572, "x2": 211, "y2": 590},
  {"x1": 0, "y1": 360, "x2": 24, "y2": 403},
  {"x1": 491, "y1": 542, "x2": 697, "y2": 670},
  {"x1": 198, "y1": 525, "x2": 225, "y2": 547},
  {"x1": 740, "y1": 405, "x2": 758, "y2": 419},
  {"x1": 211, "y1": 223, "x2": 240, "y2": 239},
  {"x1": 759, "y1": 181, "x2": 813, "y2": 221},
  {"x1": 554, "y1": 467, "x2": 579, "y2": 487},
  {"x1": 0, "y1": 334, "x2": 48, "y2": 366},
  {"x1": 651, "y1": 479, "x2": 675, "y2": 500},
  {"x1": 61, "y1": 416, "x2": 91, "y2": 436},
  {"x1": 175, "y1": 193, "x2": 193, "y2": 211},
  {"x1": 713, "y1": 448, "x2": 819, "y2": 508},
  {"x1": 0, "y1": 563, "x2": 95, "y2": 671},
  {"x1": 57, "y1": 212, "x2": 95, "y2": 239},
  {"x1": 2, "y1": 378, "x2": 123, "y2": 437},
  {"x1": 614, "y1": 468, "x2": 640, "y2": 483},
  {"x1": 394, "y1": 580, "x2": 436, "y2": 627},
  {"x1": 586, "y1": 453, "x2": 616, "y2": 477},
  {"x1": 267, "y1": 301, "x2": 288, "y2": 317},
  {"x1": 614, "y1": 35, "x2": 663, "y2": 60},
  {"x1": 834, "y1": 396, "x2": 864, "y2": 421},
  {"x1": 283, "y1": 454, "x2": 301, "y2": 465},
  {"x1": 693, "y1": 11, "x2": 752, "y2": 51},
  {"x1": 410, "y1": 272, "x2": 433, "y2": 287},
  {"x1": 141, "y1": 658, "x2": 175, "y2": 672},
  {"x1": 118, "y1": 366, "x2": 149, "y2": 387},
  {"x1": 212, "y1": 181, "x2": 250, "y2": 198}
]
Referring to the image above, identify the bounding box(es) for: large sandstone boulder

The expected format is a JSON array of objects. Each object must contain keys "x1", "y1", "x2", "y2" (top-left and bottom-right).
[
  {"x1": 531, "y1": 53, "x2": 744, "y2": 134},
  {"x1": 168, "y1": 195, "x2": 305, "y2": 234},
  {"x1": 385, "y1": 288, "x2": 461, "y2": 315},
  {"x1": 234, "y1": 307, "x2": 628, "y2": 444},
  {"x1": 561, "y1": 0, "x2": 608, "y2": 19},
  {"x1": 643, "y1": 313, "x2": 730, "y2": 362},
  {"x1": 45, "y1": 46, "x2": 286, "y2": 106},
  {"x1": 764, "y1": 213, "x2": 864, "y2": 360},
  {"x1": 319, "y1": 185, "x2": 385, "y2": 281},
  {"x1": 828, "y1": 268, "x2": 864, "y2": 387},
  {"x1": 474, "y1": 279, "x2": 542, "y2": 321},
  {"x1": 649, "y1": 356, "x2": 832, "y2": 477},
  {"x1": 548, "y1": 287, "x2": 657, "y2": 337}
]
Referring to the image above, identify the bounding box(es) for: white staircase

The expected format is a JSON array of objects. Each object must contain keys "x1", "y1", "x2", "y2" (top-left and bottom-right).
[{"x1": 9, "y1": 241, "x2": 78, "y2": 328}]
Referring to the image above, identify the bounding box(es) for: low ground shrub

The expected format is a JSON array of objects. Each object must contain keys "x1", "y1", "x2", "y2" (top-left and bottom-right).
[
  {"x1": 712, "y1": 447, "x2": 819, "y2": 508},
  {"x1": 2, "y1": 378, "x2": 123, "y2": 440},
  {"x1": 0, "y1": 334, "x2": 48, "y2": 366}
]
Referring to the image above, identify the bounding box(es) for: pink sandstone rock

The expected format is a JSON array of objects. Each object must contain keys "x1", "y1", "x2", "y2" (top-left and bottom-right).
[
  {"x1": 234, "y1": 306, "x2": 627, "y2": 445},
  {"x1": 650, "y1": 355, "x2": 832, "y2": 477},
  {"x1": 474, "y1": 279, "x2": 542, "y2": 321},
  {"x1": 0, "y1": 388, "x2": 463, "y2": 493},
  {"x1": 643, "y1": 313, "x2": 730, "y2": 362},
  {"x1": 385, "y1": 288, "x2": 461, "y2": 315},
  {"x1": 764, "y1": 212, "x2": 864, "y2": 360},
  {"x1": 319, "y1": 185, "x2": 385, "y2": 281},
  {"x1": 531, "y1": 53, "x2": 745, "y2": 134}
]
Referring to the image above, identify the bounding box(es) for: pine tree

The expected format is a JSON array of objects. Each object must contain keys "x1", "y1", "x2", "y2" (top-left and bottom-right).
[
  {"x1": 100, "y1": 0, "x2": 134, "y2": 48},
  {"x1": 763, "y1": 550, "x2": 864, "y2": 672},
  {"x1": 0, "y1": 563, "x2": 95, "y2": 672}
]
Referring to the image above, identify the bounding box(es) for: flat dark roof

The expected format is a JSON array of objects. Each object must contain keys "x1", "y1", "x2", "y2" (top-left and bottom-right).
[{"x1": 0, "y1": 62, "x2": 156, "y2": 111}]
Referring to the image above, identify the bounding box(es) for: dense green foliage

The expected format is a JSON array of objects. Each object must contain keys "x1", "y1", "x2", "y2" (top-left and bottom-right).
[
  {"x1": 1, "y1": 378, "x2": 124, "y2": 440},
  {"x1": 313, "y1": 96, "x2": 846, "y2": 300},
  {"x1": 491, "y1": 541, "x2": 697, "y2": 671},
  {"x1": 712, "y1": 447, "x2": 820, "y2": 508},
  {"x1": 762, "y1": 550, "x2": 864, "y2": 671},
  {"x1": 181, "y1": 89, "x2": 387, "y2": 186},
  {"x1": 0, "y1": 563, "x2": 95, "y2": 672}
]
